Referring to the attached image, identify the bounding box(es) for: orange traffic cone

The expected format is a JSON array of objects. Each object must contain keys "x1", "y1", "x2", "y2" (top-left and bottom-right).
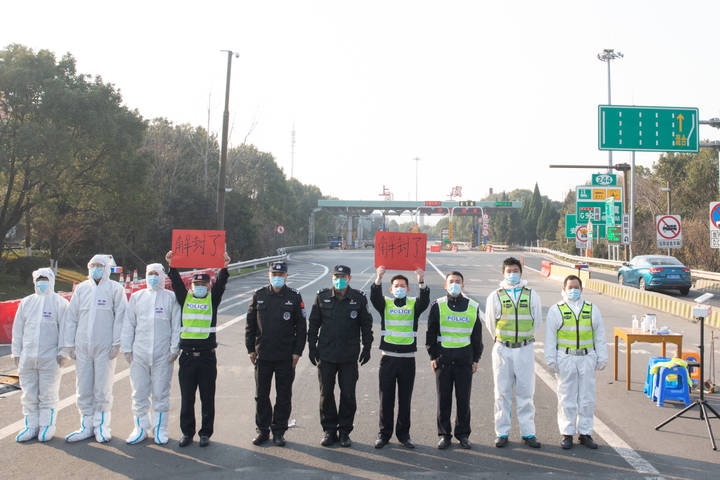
[
  {"x1": 132, "y1": 269, "x2": 139, "y2": 287},
  {"x1": 118, "y1": 273, "x2": 124, "y2": 284}
]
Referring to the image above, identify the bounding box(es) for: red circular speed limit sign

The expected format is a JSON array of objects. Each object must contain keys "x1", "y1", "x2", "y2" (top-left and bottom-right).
[
  {"x1": 276, "y1": 225, "x2": 285, "y2": 235},
  {"x1": 656, "y1": 215, "x2": 680, "y2": 239}
]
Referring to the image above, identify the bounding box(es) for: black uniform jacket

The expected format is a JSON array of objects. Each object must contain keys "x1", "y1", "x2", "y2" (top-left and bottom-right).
[
  {"x1": 425, "y1": 295, "x2": 483, "y2": 365},
  {"x1": 246, "y1": 285, "x2": 307, "y2": 361},
  {"x1": 370, "y1": 283, "x2": 430, "y2": 354},
  {"x1": 169, "y1": 267, "x2": 229, "y2": 351},
  {"x1": 308, "y1": 287, "x2": 374, "y2": 363}
]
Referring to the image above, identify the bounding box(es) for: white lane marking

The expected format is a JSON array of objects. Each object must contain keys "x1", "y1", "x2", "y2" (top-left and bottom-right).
[
  {"x1": 524, "y1": 265, "x2": 540, "y2": 273},
  {"x1": 430, "y1": 255, "x2": 660, "y2": 477},
  {"x1": 427, "y1": 258, "x2": 446, "y2": 280},
  {"x1": 0, "y1": 262, "x2": 329, "y2": 441},
  {"x1": 534, "y1": 362, "x2": 662, "y2": 478}
]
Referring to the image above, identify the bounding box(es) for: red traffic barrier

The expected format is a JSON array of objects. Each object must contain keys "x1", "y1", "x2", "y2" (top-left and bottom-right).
[
  {"x1": 429, "y1": 245, "x2": 441, "y2": 253},
  {"x1": 541, "y1": 261, "x2": 553, "y2": 278}
]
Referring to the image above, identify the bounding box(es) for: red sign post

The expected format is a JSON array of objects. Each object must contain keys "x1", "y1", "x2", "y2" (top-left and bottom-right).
[
  {"x1": 374, "y1": 231, "x2": 427, "y2": 271},
  {"x1": 171, "y1": 229, "x2": 226, "y2": 268}
]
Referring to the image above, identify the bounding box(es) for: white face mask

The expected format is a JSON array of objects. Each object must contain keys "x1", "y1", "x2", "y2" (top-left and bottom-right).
[
  {"x1": 566, "y1": 288, "x2": 581, "y2": 301},
  {"x1": 447, "y1": 283, "x2": 462, "y2": 296}
]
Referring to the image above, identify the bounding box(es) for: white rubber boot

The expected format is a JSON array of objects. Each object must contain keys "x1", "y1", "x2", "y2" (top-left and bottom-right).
[
  {"x1": 16, "y1": 413, "x2": 39, "y2": 442},
  {"x1": 126, "y1": 414, "x2": 151, "y2": 444},
  {"x1": 94, "y1": 411, "x2": 112, "y2": 443},
  {"x1": 153, "y1": 411, "x2": 170, "y2": 445},
  {"x1": 38, "y1": 408, "x2": 57, "y2": 442},
  {"x1": 66, "y1": 415, "x2": 94, "y2": 442}
]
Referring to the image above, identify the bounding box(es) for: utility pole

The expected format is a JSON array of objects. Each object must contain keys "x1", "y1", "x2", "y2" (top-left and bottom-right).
[
  {"x1": 597, "y1": 49, "x2": 623, "y2": 172},
  {"x1": 217, "y1": 50, "x2": 238, "y2": 230},
  {"x1": 205, "y1": 93, "x2": 210, "y2": 195}
]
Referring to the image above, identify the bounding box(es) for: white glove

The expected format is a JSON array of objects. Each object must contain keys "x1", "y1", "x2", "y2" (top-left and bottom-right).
[
  {"x1": 109, "y1": 345, "x2": 120, "y2": 360},
  {"x1": 547, "y1": 362, "x2": 558, "y2": 373},
  {"x1": 124, "y1": 352, "x2": 133, "y2": 364},
  {"x1": 167, "y1": 352, "x2": 179, "y2": 363},
  {"x1": 13, "y1": 356, "x2": 19, "y2": 368},
  {"x1": 596, "y1": 361, "x2": 607, "y2": 371}
]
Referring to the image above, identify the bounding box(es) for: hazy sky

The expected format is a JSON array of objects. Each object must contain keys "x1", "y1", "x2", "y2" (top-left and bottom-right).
[{"x1": 5, "y1": 1, "x2": 720, "y2": 203}]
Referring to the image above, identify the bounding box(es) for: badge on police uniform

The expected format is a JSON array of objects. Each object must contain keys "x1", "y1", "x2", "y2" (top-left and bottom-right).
[
  {"x1": 283, "y1": 312, "x2": 291, "y2": 320},
  {"x1": 350, "y1": 310, "x2": 358, "y2": 319}
]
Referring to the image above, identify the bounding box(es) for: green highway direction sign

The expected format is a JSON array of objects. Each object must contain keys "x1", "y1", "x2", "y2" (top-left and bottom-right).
[
  {"x1": 605, "y1": 197, "x2": 616, "y2": 227},
  {"x1": 565, "y1": 213, "x2": 607, "y2": 239},
  {"x1": 598, "y1": 105, "x2": 699, "y2": 152},
  {"x1": 592, "y1": 173, "x2": 617, "y2": 186},
  {"x1": 576, "y1": 185, "x2": 622, "y2": 239}
]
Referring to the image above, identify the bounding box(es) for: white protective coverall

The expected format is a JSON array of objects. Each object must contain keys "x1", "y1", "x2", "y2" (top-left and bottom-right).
[
  {"x1": 544, "y1": 292, "x2": 608, "y2": 436},
  {"x1": 121, "y1": 263, "x2": 181, "y2": 444},
  {"x1": 485, "y1": 279, "x2": 543, "y2": 438},
  {"x1": 11, "y1": 268, "x2": 69, "y2": 442},
  {"x1": 63, "y1": 254, "x2": 127, "y2": 443}
]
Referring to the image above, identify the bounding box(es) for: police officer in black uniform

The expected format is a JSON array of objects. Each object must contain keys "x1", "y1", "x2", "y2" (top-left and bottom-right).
[
  {"x1": 165, "y1": 250, "x2": 230, "y2": 448},
  {"x1": 246, "y1": 261, "x2": 306, "y2": 447},
  {"x1": 307, "y1": 265, "x2": 373, "y2": 448},
  {"x1": 370, "y1": 266, "x2": 430, "y2": 449}
]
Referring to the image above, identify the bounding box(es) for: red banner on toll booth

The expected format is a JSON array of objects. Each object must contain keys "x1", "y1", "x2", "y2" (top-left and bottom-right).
[
  {"x1": 171, "y1": 230, "x2": 226, "y2": 268},
  {"x1": 374, "y1": 231, "x2": 427, "y2": 271}
]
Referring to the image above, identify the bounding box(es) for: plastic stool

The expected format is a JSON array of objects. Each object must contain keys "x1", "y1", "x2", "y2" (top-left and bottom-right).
[
  {"x1": 655, "y1": 366, "x2": 691, "y2": 407},
  {"x1": 644, "y1": 357, "x2": 670, "y2": 398},
  {"x1": 682, "y1": 351, "x2": 701, "y2": 384}
]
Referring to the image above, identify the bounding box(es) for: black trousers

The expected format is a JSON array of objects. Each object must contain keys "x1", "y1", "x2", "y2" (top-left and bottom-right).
[
  {"x1": 378, "y1": 355, "x2": 415, "y2": 441},
  {"x1": 318, "y1": 360, "x2": 358, "y2": 434},
  {"x1": 435, "y1": 361, "x2": 472, "y2": 438},
  {"x1": 178, "y1": 350, "x2": 217, "y2": 437},
  {"x1": 255, "y1": 358, "x2": 295, "y2": 435}
]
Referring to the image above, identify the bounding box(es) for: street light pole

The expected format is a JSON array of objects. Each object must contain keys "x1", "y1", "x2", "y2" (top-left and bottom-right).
[
  {"x1": 217, "y1": 50, "x2": 238, "y2": 230},
  {"x1": 597, "y1": 49, "x2": 623, "y2": 173}
]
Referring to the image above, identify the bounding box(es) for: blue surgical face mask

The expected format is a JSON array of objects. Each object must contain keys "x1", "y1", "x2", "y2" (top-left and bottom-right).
[
  {"x1": 447, "y1": 282, "x2": 462, "y2": 296},
  {"x1": 193, "y1": 285, "x2": 208, "y2": 297},
  {"x1": 147, "y1": 275, "x2": 160, "y2": 288},
  {"x1": 504, "y1": 272, "x2": 521, "y2": 285},
  {"x1": 333, "y1": 277, "x2": 348, "y2": 290},
  {"x1": 270, "y1": 276, "x2": 286, "y2": 288},
  {"x1": 36, "y1": 280, "x2": 50, "y2": 293},
  {"x1": 90, "y1": 267, "x2": 104, "y2": 280},
  {"x1": 566, "y1": 288, "x2": 582, "y2": 301},
  {"x1": 392, "y1": 287, "x2": 407, "y2": 299}
]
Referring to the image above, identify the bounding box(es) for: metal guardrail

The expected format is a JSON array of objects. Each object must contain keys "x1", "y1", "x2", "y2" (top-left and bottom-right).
[
  {"x1": 226, "y1": 243, "x2": 331, "y2": 273},
  {"x1": 520, "y1": 246, "x2": 720, "y2": 282},
  {"x1": 226, "y1": 254, "x2": 287, "y2": 273}
]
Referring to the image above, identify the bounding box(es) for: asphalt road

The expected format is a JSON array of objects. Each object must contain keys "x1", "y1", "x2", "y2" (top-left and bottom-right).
[{"x1": 1, "y1": 249, "x2": 719, "y2": 479}]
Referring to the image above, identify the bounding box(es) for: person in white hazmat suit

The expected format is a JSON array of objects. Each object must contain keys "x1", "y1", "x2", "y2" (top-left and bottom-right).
[
  {"x1": 485, "y1": 257, "x2": 543, "y2": 449},
  {"x1": 121, "y1": 263, "x2": 181, "y2": 444},
  {"x1": 544, "y1": 275, "x2": 607, "y2": 450},
  {"x1": 63, "y1": 254, "x2": 127, "y2": 443},
  {"x1": 11, "y1": 268, "x2": 69, "y2": 442}
]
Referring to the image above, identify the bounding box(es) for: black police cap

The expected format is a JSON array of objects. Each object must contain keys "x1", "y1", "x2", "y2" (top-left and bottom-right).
[
  {"x1": 270, "y1": 262, "x2": 287, "y2": 273},
  {"x1": 333, "y1": 265, "x2": 351, "y2": 275}
]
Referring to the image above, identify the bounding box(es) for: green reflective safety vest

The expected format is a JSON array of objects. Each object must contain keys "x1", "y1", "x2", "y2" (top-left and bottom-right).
[
  {"x1": 382, "y1": 297, "x2": 416, "y2": 345},
  {"x1": 495, "y1": 288, "x2": 534, "y2": 343},
  {"x1": 181, "y1": 292, "x2": 214, "y2": 339},
  {"x1": 556, "y1": 302, "x2": 594, "y2": 350},
  {"x1": 437, "y1": 296, "x2": 478, "y2": 348}
]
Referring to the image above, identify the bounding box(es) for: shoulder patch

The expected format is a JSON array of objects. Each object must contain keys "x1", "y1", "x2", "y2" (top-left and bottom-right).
[{"x1": 289, "y1": 287, "x2": 300, "y2": 294}]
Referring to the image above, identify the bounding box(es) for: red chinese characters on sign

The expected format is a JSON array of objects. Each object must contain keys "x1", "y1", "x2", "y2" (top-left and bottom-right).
[
  {"x1": 171, "y1": 230, "x2": 226, "y2": 268},
  {"x1": 374, "y1": 232, "x2": 427, "y2": 271}
]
